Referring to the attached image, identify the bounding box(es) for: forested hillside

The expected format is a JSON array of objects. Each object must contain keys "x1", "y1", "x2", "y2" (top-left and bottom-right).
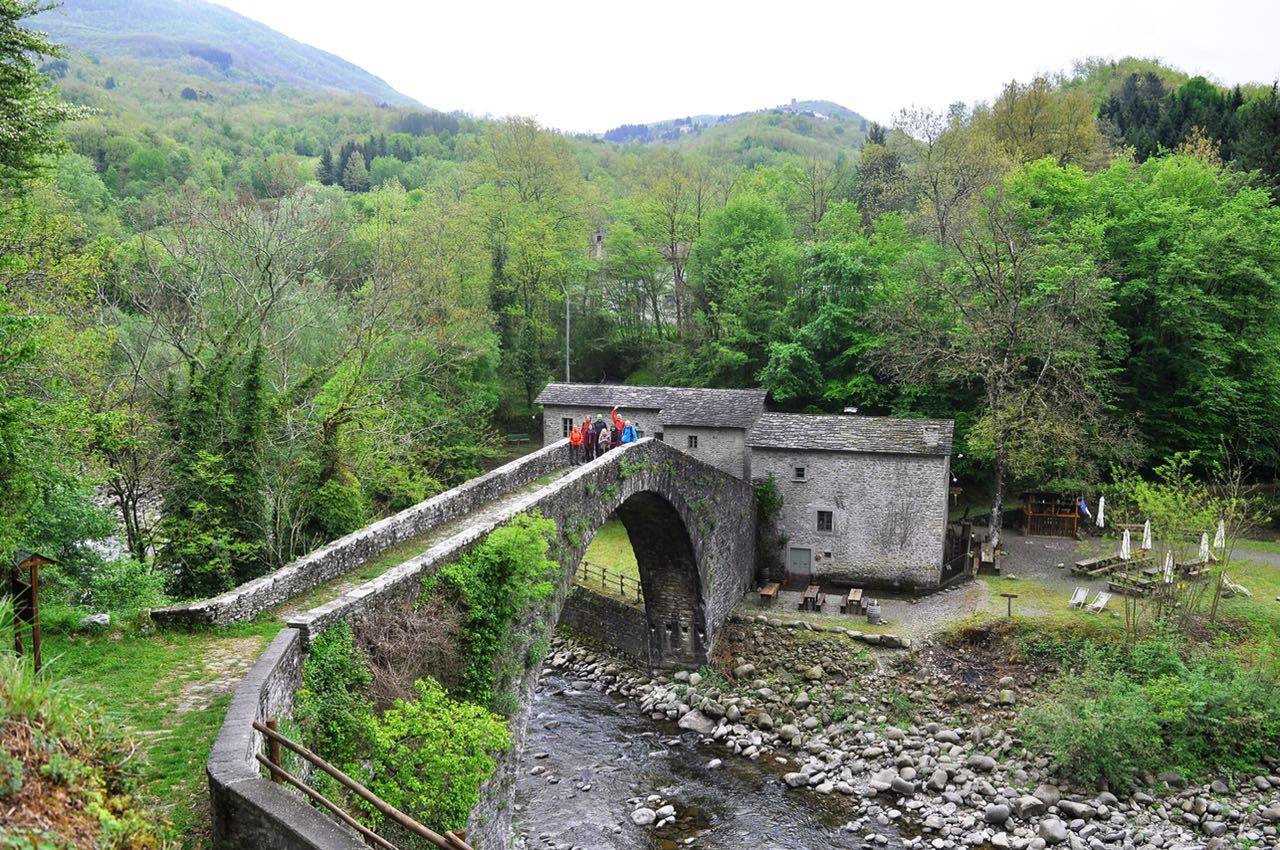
[
  {"x1": 31, "y1": 0, "x2": 419, "y2": 104},
  {"x1": 2, "y1": 0, "x2": 1279, "y2": 622},
  {"x1": 602, "y1": 99, "x2": 871, "y2": 165}
]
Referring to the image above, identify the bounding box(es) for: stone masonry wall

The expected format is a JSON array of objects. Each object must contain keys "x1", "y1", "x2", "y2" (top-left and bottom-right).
[
  {"x1": 753, "y1": 448, "x2": 949, "y2": 589},
  {"x1": 558, "y1": 587, "x2": 650, "y2": 664},
  {"x1": 154, "y1": 442, "x2": 570, "y2": 628},
  {"x1": 660, "y1": 425, "x2": 749, "y2": 479},
  {"x1": 208, "y1": 627, "x2": 366, "y2": 850},
  {"x1": 541, "y1": 404, "x2": 664, "y2": 444}
]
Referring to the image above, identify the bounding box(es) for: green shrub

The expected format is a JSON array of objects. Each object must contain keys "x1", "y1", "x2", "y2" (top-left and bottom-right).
[
  {"x1": 1023, "y1": 670, "x2": 1163, "y2": 789},
  {"x1": 435, "y1": 512, "x2": 558, "y2": 710},
  {"x1": 296, "y1": 622, "x2": 373, "y2": 768},
  {"x1": 754, "y1": 474, "x2": 783, "y2": 521},
  {"x1": 1022, "y1": 634, "x2": 1280, "y2": 788},
  {"x1": 306, "y1": 477, "x2": 369, "y2": 540},
  {"x1": 363, "y1": 677, "x2": 510, "y2": 834},
  {"x1": 88, "y1": 558, "x2": 168, "y2": 614}
]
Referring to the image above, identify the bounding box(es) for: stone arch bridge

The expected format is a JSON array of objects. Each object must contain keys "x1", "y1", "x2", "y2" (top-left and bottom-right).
[
  {"x1": 291, "y1": 436, "x2": 756, "y2": 667},
  {"x1": 208, "y1": 438, "x2": 757, "y2": 850}
]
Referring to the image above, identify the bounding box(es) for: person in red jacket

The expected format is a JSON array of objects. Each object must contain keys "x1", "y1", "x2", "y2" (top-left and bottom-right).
[
  {"x1": 581, "y1": 420, "x2": 596, "y2": 462},
  {"x1": 568, "y1": 419, "x2": 583, "y2": 463},
  {"x1": 610, "y1": 406, "x2": 625, "y2": 434}
]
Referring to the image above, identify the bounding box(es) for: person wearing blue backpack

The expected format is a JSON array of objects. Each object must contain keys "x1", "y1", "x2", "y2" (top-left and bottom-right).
[{"x1": 621, "y1": 421, "x2": 637, "y2": 444}]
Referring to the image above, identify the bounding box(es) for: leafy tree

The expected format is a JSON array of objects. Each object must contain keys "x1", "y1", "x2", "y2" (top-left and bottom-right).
[
  {"x1": 875, "y1": 160, "x2": 1122, "y2": 546},
  {"x1": 682, "y1": 194, "x2": 798, "y2": 387},
  {"x1": 1093, "y1": 153, "x2": 1280, "y2": 474},
  {"x1": 0, "y1": 0, "x2": 88, "y2": 184}
]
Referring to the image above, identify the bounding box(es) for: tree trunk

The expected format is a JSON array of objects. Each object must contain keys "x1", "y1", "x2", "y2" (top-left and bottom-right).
[{"x1": 990, "y1": 448, "x2": 1005, "y2": 550}]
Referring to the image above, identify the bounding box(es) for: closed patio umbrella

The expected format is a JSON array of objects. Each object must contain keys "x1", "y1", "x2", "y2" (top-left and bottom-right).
[
  {"x1": 1163, "y1": 551, "x2": 1174, "y2": 583},
  {"x1": 1120, "y1": 528, "x2": 1131, "y2": 560},
  {"x1": 1213, "y1": 519, "x2": 1225, "y2": 552},
  {"x1": 1199, "y1": 532, "x2": 1210, "y2": 563},
  {"x1": 1096, "y1": 496, "x2": 1105, "y2": 529},
  {"x1": 1141, "y1": 520, "x2": 1152, "y2": 550}
]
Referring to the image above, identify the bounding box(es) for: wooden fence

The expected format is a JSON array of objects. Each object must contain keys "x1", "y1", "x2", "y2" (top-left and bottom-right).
[
  {"x1": 575, "y1": 560, "x2": 644, "y2": 606},
  {"x1": 255, "y1": 718, "x2": 473, "y2": 850}
]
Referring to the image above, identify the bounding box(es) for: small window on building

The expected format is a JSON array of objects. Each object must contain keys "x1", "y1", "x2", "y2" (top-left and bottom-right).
[
  {"x1": 655, "y1": 431, "x2": 664, "y2": 442},
  {"x1": 793, "y1": 465, "x2": 808, "y2": 481},
  {"x1": 817, "y1": 510, "x2": 834, "y2": 533},
  {"x1": 561, "y1": 417, "x2": 574, "y2": 437},
  {"x1": 687, "y1": 434, "x2": 698, "y2": 449}
]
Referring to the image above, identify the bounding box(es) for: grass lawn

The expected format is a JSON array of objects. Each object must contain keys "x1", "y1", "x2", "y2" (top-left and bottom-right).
[
  {"x1": 38, "y1": 617, "x2": 284, "y2": 847},
  {"x1": 576, "y1": 518, "x2": 642, "y2": 603}
]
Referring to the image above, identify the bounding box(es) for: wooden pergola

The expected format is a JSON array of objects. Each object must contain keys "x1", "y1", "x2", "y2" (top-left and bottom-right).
[
  {"x1": 1021, "y1": 492, "x2": 1080, "y2": 538},
  {"x1": 10, "y1": 549, "x2": 53, "y2": 673}
]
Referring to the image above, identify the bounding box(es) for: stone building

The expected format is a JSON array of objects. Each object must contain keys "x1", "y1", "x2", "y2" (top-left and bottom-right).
[
  {"x1": 535, "y1": 383, "x2": 766, "y2": 479},
  {"x1": 534, "y1": 382, "x2": 954, "y2": 589},
  {"x1": 746, "y1": 413, "x2": 953, "y2": 590}
]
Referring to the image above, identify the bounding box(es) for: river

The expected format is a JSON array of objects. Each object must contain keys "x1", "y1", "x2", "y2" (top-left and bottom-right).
[{"x1": 513, "y1": 672, "x2": 911, "y2": 850}]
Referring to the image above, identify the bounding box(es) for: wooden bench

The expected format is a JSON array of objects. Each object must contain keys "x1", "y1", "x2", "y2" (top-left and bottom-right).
[
  {"x1": 758, "y1": 581, "x2": 780, "y2": 606},
  {"x1": 841, "y1": 587, "x2": 865, "y2": 615},
  {"x1": 505, "y1": 433, "x2": 531, "y2": 445}
]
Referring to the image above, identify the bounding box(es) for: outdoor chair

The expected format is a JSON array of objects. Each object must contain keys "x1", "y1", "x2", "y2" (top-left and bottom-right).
[
  {"x1": 1067, "y1": 586, "x2": 1088, "y2": 609},
  {"x1": 1085, "y1": 591, "x2": 1112, "y2": 614}
]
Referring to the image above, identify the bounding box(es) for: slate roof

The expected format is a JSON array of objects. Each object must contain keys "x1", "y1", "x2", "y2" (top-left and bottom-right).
[
  {"x1": 746, "y1": 413, "x2": 954, "y2": 456},
  {"x1": 535, "y1": 383, "x2": 767, "y2": 429}
]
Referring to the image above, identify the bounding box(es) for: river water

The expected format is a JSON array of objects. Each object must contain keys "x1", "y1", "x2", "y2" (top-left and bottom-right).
[{"x1": 513, "y1": 673, "x2": 910, "y2": 850}]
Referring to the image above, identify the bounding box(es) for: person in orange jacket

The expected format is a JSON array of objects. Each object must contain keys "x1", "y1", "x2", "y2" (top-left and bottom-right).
[
  {"x1": 568, "y1": 419, "x2": 583, "y2": 463},
  {"x1": 610, "y1": 406, "x2": 625, "y2": 434}
]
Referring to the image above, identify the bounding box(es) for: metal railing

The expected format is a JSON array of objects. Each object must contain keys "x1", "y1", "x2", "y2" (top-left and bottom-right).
[
  {"x1": 254, "y1": 718, "x2": 473, "y2": 850},
  {"x1": 575, "y1": 560, "x2": 644, "y2": 606}
]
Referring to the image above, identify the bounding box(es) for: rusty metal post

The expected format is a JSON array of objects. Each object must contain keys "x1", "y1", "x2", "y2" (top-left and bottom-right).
[{"x1": 265, "y1": 718, "x2": 283, "y2": 783}]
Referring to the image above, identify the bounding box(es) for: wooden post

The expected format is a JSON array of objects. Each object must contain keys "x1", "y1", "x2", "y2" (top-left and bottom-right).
[
  {"x1": 1000, "y1": 592, "x2": 1018, "y2": 618},
  {"x1": 29, "y1": 561, "x2": 40, "y2": 674},
  {"x1": 11, "y1": 566, "x2": 23, "y2": 658},
  {"x1": 265, "y1": 718, "x2": 283, "y2": 783}
]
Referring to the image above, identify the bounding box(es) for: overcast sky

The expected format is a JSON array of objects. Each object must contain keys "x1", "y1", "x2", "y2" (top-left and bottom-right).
[{"x1": 214, "y1": 0, "x2": 1280, "y2": 133}]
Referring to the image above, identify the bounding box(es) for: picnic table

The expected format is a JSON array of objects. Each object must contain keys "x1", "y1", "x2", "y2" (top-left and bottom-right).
[
  {"x1": 758, "y1": 581, "x2": 780, "y2": 606},
  {"x1": 1071, "y1": 553, "x2": 1123, "y2": 576},
  {"x1": 841, "y1": 587, "x2": 865, "y2": 615},
  {"x1": 800, "y1": 584, "x2": 826, "y2": 612}
]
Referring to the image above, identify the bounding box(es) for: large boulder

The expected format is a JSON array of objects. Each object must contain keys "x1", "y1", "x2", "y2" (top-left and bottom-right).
[{"x1": 677, "y1": 709, "x2": 716, "y2": 735}]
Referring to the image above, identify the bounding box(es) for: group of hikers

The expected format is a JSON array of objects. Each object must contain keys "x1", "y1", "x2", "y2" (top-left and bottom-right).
[{"x1": 567, "y1": 406, "x2": 638, "y2": 463}]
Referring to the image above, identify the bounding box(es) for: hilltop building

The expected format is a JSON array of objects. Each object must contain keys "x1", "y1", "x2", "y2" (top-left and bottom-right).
[{"x1": 535, "y1": 383, "x2": 954, "y2": 590}]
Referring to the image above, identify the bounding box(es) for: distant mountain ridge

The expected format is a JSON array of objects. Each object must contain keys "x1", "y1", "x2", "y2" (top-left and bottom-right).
[
  {"x1": 597, "y1": 99, "x2": 872, "y2": 163},
  {"x1": 32, "y1": 0, "x2": 421, "y2": 106},
  {"x1": 601, "y1": 99, "x2": 868, "y2": 143}
]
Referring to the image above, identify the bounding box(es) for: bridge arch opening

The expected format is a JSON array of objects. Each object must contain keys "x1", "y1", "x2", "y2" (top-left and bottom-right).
[{"x1": 574, "y1": 490, "x2": 708, "y2": 668}]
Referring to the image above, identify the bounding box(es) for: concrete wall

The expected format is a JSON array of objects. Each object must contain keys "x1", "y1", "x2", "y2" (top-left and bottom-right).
[
  {"x1": 660, "y1": 425, "x2": 749, "y2": 479},
  {"x1": 208, "y1": 627, "x2": 366, "y2": 850},
  {"x1": 541, "y1": 404, "x2": 663, "y2": 444},
  {"x1": 154, "y1": 442, "x2": 570, "y2": 628},
  {"x1": 752, "y1": 448, "x2": 949, "y2": 589}
]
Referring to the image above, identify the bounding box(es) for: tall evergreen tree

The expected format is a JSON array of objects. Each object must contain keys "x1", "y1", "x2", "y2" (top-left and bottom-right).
[
  {"x1": 317, "y1": 147, "x2": 335, "y2": 185},
  {"x1": 342, "y1": 150, "x2": 369, "y2": 192}
]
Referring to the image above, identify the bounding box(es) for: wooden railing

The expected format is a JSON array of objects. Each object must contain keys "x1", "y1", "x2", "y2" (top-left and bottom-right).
[
  {"x1": 575, "y1": 560, "x2": 643, "y2": 606},
  {"x1": 254, "y1": 719, "x2": 473, "y2": 850}
]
